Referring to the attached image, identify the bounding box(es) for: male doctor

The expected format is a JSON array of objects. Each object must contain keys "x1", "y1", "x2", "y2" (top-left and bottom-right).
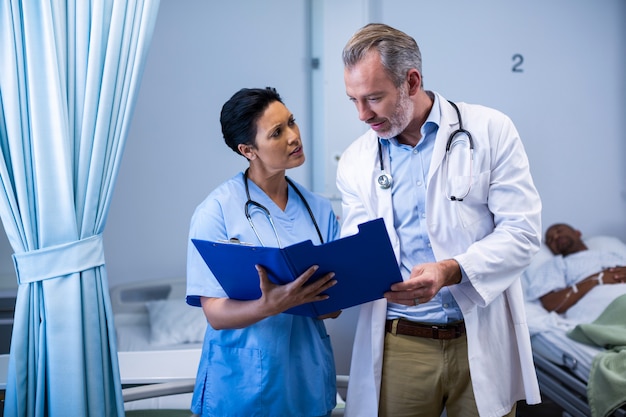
[{"x1": 337, "y1": 24, "x2": 542, "y2": 417}]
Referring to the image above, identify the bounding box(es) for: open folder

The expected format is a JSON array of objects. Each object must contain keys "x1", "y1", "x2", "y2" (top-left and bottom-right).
[{"x1": 192, "y1": 218, "x2": 402, "y2": 317}]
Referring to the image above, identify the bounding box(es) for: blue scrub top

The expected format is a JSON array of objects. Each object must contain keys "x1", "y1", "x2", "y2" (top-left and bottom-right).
[{"x1": 186, "y1": 172, "x2": 340, "y2": 417}]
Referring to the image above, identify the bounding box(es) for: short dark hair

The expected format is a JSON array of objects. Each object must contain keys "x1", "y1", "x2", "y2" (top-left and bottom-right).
[{"x1": 220, "y1": 87, "x2": 283, "y2": 155}]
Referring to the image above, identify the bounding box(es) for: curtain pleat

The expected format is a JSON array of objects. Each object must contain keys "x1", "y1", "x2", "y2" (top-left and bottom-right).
[{"x1": 0, "y1": 1, "x2": 160, "y2": 416}]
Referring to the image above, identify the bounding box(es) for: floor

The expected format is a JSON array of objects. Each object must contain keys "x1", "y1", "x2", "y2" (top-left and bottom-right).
[
  {"x1": 126, "y1": 411, "x2": 193, "y2": 417},
  {"x1": 517, "y1": 396, "x2": 566, "y2": 417},
  {"x1": 0, "y1": 395, "x2": 568, "y2": 417}
]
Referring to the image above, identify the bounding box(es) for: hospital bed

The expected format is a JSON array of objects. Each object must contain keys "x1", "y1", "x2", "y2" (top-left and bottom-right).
[
  {"x1": 111, "y1": 278, "x2": 348, "y2": 414},
  {"x1": 111, "y1": 278, "x2": 203, "y2": 411},
  {"x1": 522, "y1": 236, "x2": 626, "y2": 417}
]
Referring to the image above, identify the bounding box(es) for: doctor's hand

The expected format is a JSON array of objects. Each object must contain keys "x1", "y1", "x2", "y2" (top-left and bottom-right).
[
  {"x1": 256, "y1": 264, "x2": 337, "y2": 316},
  {"x1": 384, "y1": 259, "x2": 462, "y2": 306}
]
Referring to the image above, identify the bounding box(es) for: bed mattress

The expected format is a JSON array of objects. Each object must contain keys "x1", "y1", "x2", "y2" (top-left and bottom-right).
[
  {"x1": 525, "y1": 284, "x2": 626, "y2": 379},
  {"x1": 530, "y1": 329, "x2": 599, "y2": 382}
]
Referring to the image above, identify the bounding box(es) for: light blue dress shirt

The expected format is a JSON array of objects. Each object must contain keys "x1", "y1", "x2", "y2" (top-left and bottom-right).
[{"x1": 384, "y1": 94, "x2": 463, "y2": 324}]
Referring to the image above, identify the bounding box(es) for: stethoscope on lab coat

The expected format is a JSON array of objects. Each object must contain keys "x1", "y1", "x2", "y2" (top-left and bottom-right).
[
  {"x1": 243, "y1": 169, "x2": 324, "y2": 247},
  {"x1": 377, "y1": 100, "x2": 474, "y2": 201}
]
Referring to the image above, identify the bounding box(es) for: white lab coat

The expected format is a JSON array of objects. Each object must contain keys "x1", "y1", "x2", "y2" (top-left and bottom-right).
[{"x1": 337, "y1": 92, "x2": 542, "y2": 417}]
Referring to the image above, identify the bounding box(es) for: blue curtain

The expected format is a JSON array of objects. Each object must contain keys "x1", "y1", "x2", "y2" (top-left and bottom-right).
[{"x1": 0, "y1": 1, "x2": 160, "y2": 415}]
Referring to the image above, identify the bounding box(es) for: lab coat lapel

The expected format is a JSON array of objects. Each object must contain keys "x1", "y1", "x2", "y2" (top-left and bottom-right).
[
  {"x1": 428, "y1": 95, "x2": 459, "y2": 184},
  {"x1": 373, "y1": 141, "x2": 400, "y2": 260}
]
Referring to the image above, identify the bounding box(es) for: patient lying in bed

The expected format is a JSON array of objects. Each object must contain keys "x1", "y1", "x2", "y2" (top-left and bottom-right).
[
  {"x1": 522, "y1": 223, "x2": 626, "y2": 321},
  {"x1": 521, "y1": 224, "x2": 626, "y2": 417}
]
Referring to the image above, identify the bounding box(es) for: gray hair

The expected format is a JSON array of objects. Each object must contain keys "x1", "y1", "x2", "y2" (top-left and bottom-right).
[{"x1": 342, "y1": 23, "x2": 423, "y2": 88}]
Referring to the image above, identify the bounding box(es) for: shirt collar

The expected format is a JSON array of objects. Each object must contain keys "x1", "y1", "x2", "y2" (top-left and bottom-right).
[{"x1": 422, "y1": 91, "x2": 441, "y2": 137}]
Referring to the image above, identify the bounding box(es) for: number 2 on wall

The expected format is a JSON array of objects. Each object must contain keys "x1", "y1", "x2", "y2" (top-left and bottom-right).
[{"x1": 512, "y1": 54, "x2": 524, "y2": 73}]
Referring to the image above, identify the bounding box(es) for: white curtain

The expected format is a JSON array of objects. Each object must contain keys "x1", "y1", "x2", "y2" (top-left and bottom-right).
[{"x1": 0, "y1": 1, "x2": 160, "y2": 415}]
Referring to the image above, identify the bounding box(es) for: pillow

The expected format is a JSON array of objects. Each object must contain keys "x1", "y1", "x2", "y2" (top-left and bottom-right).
[
  {"x1": 146, "y1": 299, "x2": 207, "y2": 346},
  {"x1": 585, "y1": 235, "x2": 626, "y2": 257}
]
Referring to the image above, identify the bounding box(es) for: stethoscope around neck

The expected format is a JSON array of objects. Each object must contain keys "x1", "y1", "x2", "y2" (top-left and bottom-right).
[
  {"x1": 376, "y1": 100, "x2": 474, "y2": 201},
  {"x1": 243, "y1": 169, "x2": 324, "y2": 247}
]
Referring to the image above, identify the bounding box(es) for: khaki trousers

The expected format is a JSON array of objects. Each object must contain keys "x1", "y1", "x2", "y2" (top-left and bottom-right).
[{"x1": 379, "y1": 331, "x2": 516, "y2": 417}]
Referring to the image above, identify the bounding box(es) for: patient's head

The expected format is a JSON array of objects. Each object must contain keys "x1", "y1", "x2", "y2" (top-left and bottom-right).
[{"x1": 545, "y1": 223, "x2": 588, "y2": 256}]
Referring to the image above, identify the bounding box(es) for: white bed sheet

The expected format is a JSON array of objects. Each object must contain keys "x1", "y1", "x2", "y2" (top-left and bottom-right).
[
  {"x1": 119, "y1": 348, "x2": 200, "y2": 411},
  {"x1": 525, "y1": 284, "x2": 626, "y2": 383},
  {"x1": 525, "y1": 299, "x2": 595, "y2": 381},
  {"x1": 116, "y1": 314, "x2": 202, "y2": 411}
]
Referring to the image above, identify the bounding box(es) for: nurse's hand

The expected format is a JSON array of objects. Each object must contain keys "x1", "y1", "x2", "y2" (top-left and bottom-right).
[
  {"x1": 256, "y1": 264, "x2": 337, "y2": 316},
  {"x1": 201, "y1": 265, "x2": 337, "y2": 330},
  {"x1": 384, "y1": 259, "x2": 462, "y2": 306}
]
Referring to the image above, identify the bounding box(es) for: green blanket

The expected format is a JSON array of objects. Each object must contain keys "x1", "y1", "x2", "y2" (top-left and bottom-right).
[{"x1": 567, "y1": 294, "x2": 626, "y2": 417}]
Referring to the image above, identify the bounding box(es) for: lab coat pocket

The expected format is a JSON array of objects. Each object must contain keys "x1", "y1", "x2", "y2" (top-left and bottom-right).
[
  {"x1": 203, "y1": 342, "x2": 264, "y2": 416},
  {"x1": 452, "y1": 170, "x2": 492, "y2": 228}
]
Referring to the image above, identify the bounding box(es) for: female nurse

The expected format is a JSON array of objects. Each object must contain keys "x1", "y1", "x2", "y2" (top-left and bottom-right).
[{"x1": 186, "y1": 87, "x2": 340, "y2": 417}]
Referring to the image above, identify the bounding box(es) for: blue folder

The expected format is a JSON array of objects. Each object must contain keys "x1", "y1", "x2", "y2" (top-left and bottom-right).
[{"x1": 191, "y1": 218, "x2": 402, "y2": 317}]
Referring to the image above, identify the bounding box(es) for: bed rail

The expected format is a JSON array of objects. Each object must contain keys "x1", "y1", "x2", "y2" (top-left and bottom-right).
[
  {"x1": 122, "y1": 379, "x2": 195, "y2": 402},
  {"x1": 122, "y1": 374, "x2": 350, "y2": 416},
  {"x1": 534, "y1": 352, "x2": 626, "y2": 417}
]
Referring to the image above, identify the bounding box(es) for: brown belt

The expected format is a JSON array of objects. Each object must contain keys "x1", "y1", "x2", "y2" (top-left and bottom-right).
[{"x1": 385, "y1": 319, "x2": 466, "y2": 340}]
